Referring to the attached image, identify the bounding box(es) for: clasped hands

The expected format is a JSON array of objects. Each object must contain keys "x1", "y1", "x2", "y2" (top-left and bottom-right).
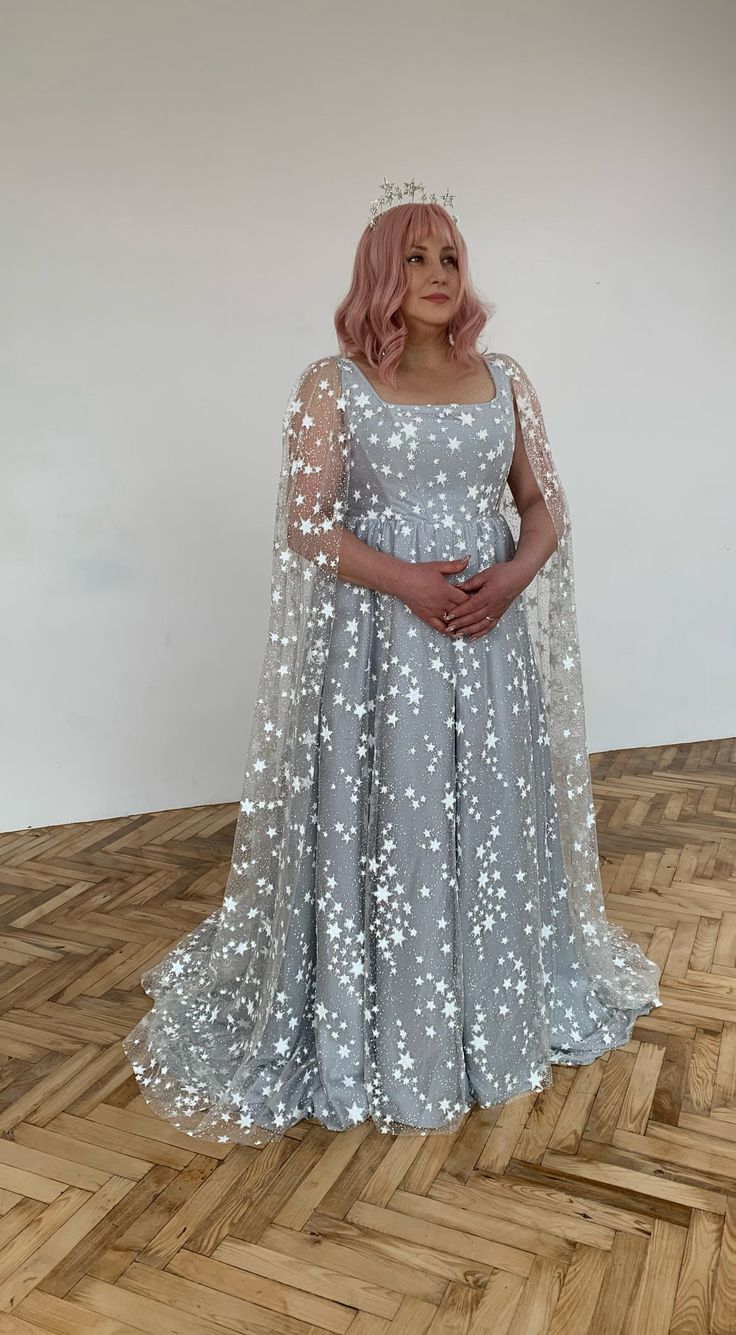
[{"x1": 400, "y1": 553, "x2": 521, "y2": 640}]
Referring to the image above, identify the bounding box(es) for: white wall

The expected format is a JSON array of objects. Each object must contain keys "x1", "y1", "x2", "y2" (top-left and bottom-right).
[{"x1": 1, "y1": 0, "x2": 733, "y2": 832}]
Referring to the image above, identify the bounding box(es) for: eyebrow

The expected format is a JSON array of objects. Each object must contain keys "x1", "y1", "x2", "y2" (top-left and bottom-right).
[{"x1": 407, "y1": 242, "x2": 457, "y2": 251}]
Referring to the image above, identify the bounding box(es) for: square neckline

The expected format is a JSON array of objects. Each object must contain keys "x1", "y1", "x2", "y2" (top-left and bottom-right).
[{"x1": 341, "y1": 355, "x2": 498, "y2": 409}]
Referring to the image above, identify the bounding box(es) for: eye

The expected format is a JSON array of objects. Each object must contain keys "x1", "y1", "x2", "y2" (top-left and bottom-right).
[{"x1": 407, "y1": 254, "x2": 458, "y2": 264}]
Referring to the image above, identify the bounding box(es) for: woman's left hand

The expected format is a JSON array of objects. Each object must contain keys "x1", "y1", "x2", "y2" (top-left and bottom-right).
[{"x1": 445, "y1": 561, "x2": 522, "y2": 639}]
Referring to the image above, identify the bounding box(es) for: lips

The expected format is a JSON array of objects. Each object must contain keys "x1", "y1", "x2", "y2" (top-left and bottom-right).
[{"x1": 424, "y1": 295, "x2": 449, "y2": 303}]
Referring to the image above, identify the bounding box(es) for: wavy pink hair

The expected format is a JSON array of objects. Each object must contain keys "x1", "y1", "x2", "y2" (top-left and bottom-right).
[{"x1": 334, "y1": 202, "x2": 495, "y2": 388}]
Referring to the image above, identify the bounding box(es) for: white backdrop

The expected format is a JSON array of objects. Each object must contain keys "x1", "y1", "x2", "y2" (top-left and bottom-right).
[{"x1": 1, "y1": 0, "x2": 733, "y2": 832}]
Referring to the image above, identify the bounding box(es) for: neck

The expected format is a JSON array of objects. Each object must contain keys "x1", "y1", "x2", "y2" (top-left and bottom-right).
[{"x1": 398, "y1": 330, "x2": 454, "y2": 372}]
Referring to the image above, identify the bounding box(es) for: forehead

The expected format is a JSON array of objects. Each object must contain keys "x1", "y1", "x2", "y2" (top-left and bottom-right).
[{"x1": 407, "y1": 235, "x2": 456, "y2": 249}]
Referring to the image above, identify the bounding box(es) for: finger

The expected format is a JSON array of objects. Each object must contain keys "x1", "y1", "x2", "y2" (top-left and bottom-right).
[
  {"x1": 446, "y1": 606, "x2": 484, "y2": 631},
  {"x1": 463, "y1": 619, "x2": 498, "y2": 638},
  {"x1": 450, "y1": 614, "x2": 496, "y2": 636},
  {"x1": 442, "y1": 600, "x2": 472, "y2": 623},
  {"x1": 446, "y1": 595, "x2": 481, "y2": 620},
  {"x1": 428, "y1": 616, "x2": 456, "y2": 636}
]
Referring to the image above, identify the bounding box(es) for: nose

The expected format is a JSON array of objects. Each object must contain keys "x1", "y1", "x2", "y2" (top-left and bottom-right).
[{"x1": 429, "y1": 260, "x2": 449, "y2": 284}]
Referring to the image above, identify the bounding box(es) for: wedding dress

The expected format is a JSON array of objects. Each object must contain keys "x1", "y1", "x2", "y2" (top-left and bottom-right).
[{"x1": 122, "y1": 351, "x2": 661, "y2": 1145}]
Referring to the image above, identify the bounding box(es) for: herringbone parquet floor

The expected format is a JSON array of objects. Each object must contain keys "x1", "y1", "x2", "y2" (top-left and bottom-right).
[{"x1": 0, "y1": 736, "x2": 735, "y2": 1334}]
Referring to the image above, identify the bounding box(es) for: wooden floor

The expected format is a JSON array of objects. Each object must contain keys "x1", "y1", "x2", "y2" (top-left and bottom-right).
[{"x1": 1, "y1": 736, "x2": 735, "y2": 1334}]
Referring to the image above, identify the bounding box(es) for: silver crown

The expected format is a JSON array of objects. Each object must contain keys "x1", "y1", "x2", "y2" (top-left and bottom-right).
[{"x1": 368, "y1": 176, "x2": 459, "y2": 228}]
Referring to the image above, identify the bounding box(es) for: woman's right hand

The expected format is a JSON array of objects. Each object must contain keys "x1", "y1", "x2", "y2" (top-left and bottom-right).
[{"x1": 398, "y1": 556, "x2": 472, "y2": 636}]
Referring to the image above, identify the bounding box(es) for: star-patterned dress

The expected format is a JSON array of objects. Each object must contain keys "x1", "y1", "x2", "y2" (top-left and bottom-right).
[{"x1": 123, "y1": 352, "x2": 658, "y2": 1143}]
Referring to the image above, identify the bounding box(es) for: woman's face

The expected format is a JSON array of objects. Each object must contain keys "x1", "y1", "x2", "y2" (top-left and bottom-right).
[{"x1": 399, "y1": 231, "x2": 461, "y2": 332}]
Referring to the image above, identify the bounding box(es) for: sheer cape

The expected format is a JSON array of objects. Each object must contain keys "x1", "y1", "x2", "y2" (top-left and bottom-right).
[{"x1": 122, "y1": 351, "x2": 661, "y2": 1146}]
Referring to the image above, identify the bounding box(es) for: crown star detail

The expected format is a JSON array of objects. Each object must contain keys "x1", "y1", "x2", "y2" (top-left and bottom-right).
[{"x1": 368, "y1": 177, "x2": 459, "y2": 228}]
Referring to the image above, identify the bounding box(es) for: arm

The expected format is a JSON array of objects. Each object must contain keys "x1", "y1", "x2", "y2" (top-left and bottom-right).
[
  {"x1": 336, "y1": 528, "x2": 407, "y2": 596},
  {"x1": 285, "y1": 358, "x2": 406, "y2": 596},
  {"x1": 504, "y1": 388, "x2": 559, "y2": 596}
]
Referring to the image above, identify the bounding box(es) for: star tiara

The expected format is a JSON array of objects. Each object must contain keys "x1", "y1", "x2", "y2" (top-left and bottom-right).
[{"x1": 368, "y1": 177, "x2": 459, "y2": 228}]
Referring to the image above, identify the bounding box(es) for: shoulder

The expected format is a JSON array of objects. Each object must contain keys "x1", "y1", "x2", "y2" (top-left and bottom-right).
[
  {"x1": 288, "y1": 354, "x2": 343, "y2": 399},
  {"x1": 284, "y1": 355, "x2": 344, "y2": 427},
  {"x1": 301, "y1": 353, "x2": 342, "y2": 380},
  {"x1": 486, "y1": 351, "x2": 541, "y2": 411},
  {"x1": 486, "y1": 350, "x2": 527, "y2": 381}
]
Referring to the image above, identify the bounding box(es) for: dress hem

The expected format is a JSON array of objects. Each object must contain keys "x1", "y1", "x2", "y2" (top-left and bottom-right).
[{"x1": 123, "y1": 992, "x2": 662, "y2": 1148}]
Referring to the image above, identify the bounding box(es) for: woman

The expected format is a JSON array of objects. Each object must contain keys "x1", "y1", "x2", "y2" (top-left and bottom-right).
[{"x1": 122, "y1": 180, "x2": 661, "y2": 1146}]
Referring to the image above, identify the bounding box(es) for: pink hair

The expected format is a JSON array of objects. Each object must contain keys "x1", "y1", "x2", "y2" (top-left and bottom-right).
[{"x1": 334, "y1": 202, "x2": 495, "y2": 388}]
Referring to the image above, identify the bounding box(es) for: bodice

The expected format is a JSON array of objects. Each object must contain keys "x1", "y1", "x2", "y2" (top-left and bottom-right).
[{"x1": 339, "y1": 355, "x2": 516, "y2": 531}]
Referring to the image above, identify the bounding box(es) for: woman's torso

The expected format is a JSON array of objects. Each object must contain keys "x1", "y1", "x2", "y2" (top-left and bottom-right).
[{"x1": 339, "y1": 354, "x2": 516, "y2": 527}]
